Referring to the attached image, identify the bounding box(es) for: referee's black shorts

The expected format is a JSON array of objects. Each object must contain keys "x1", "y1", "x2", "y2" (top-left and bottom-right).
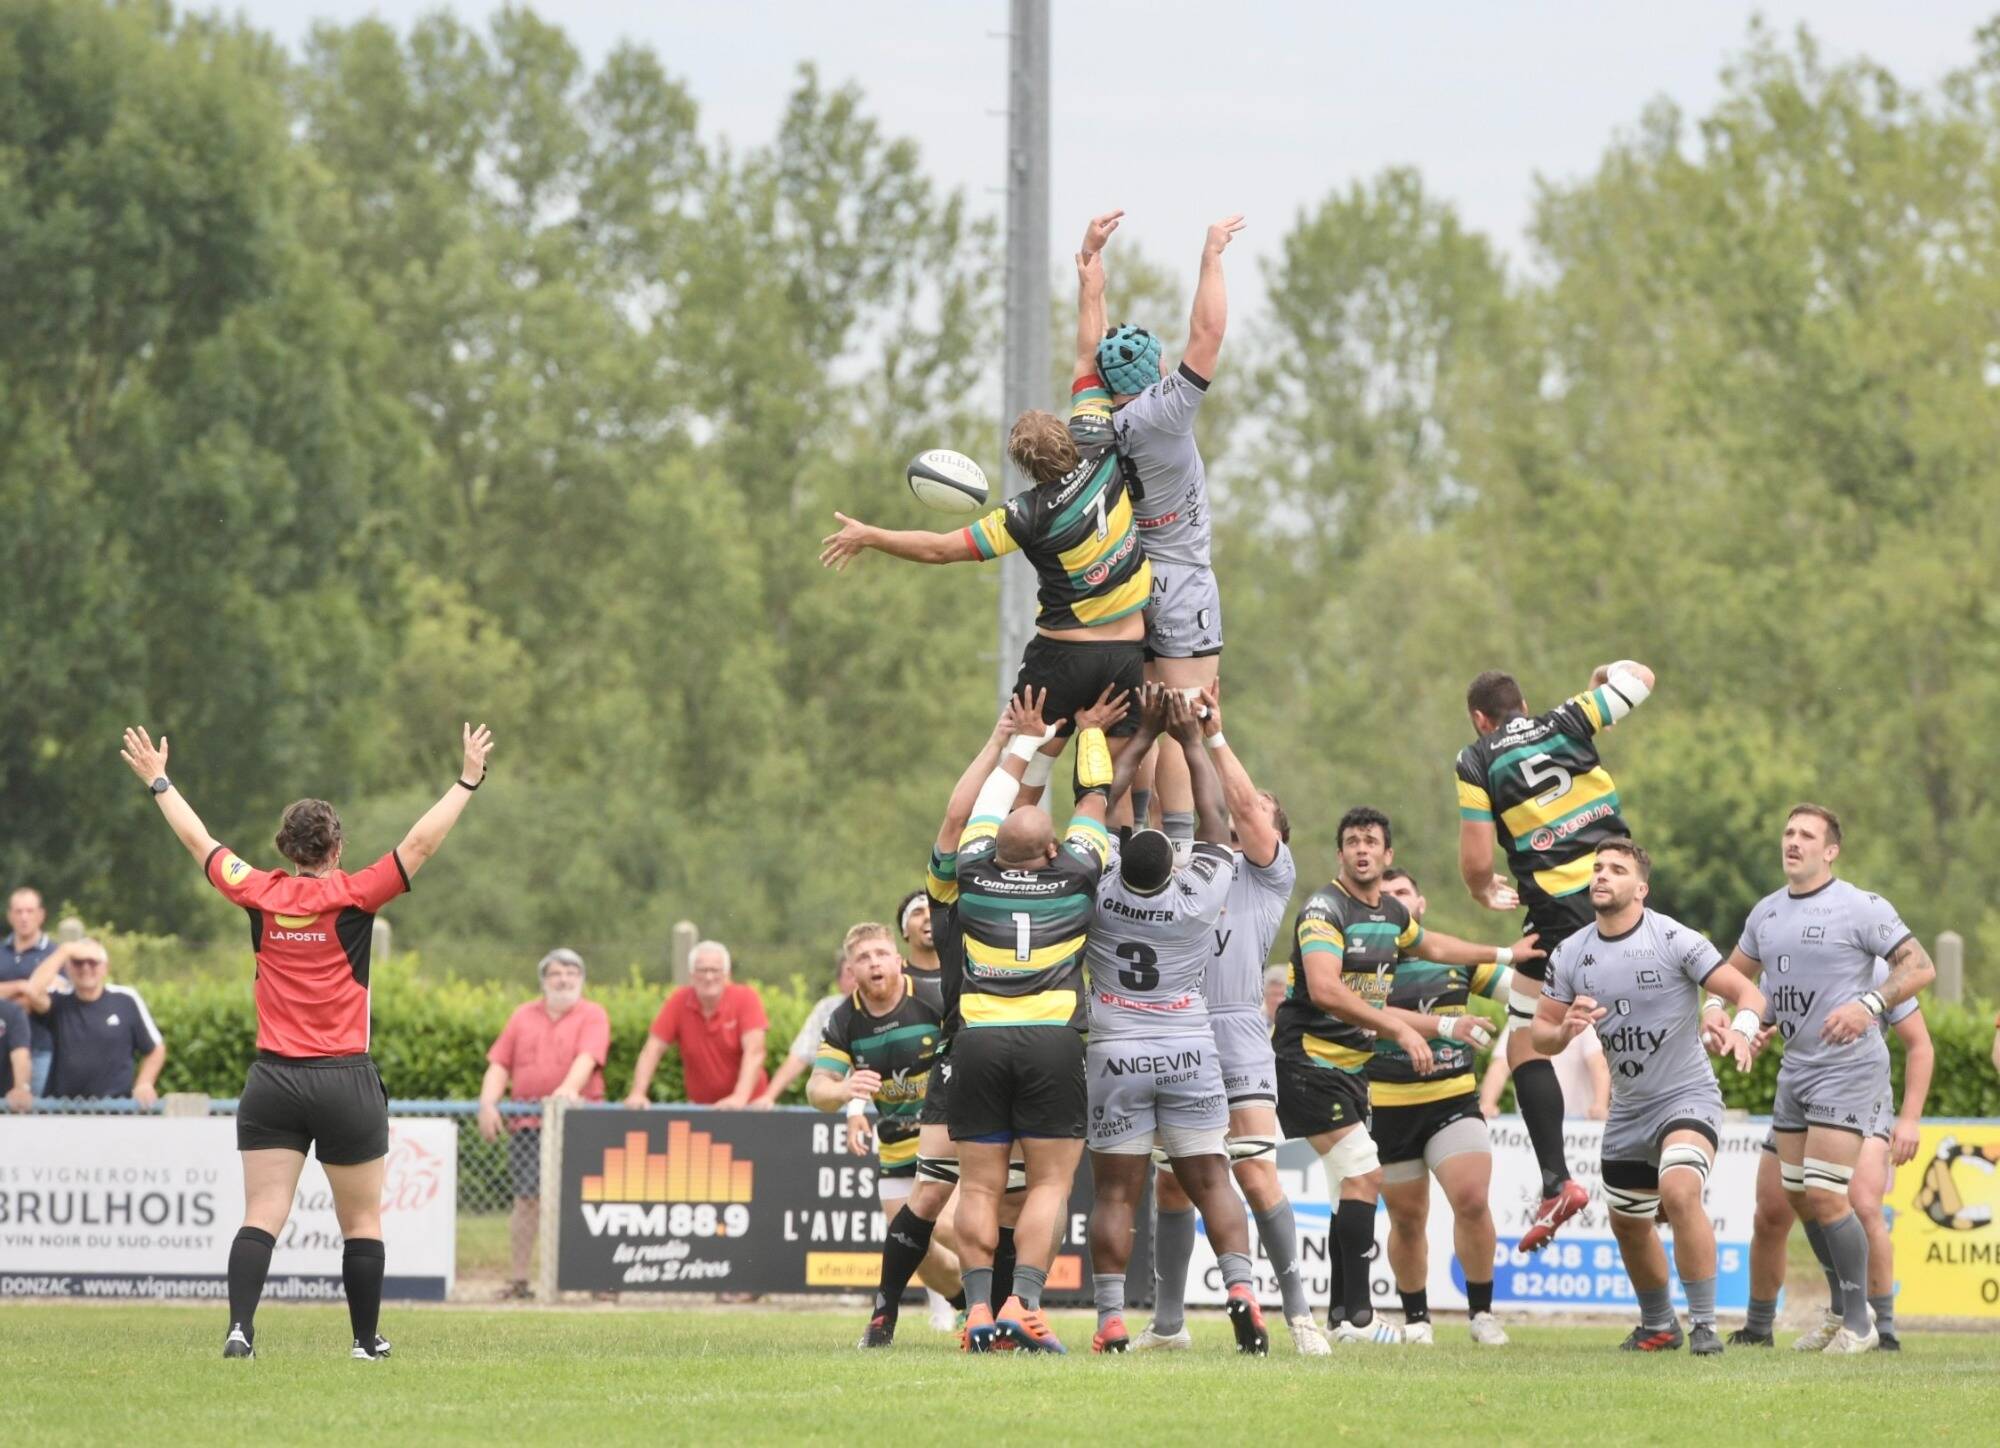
[
  {"x1": 237, "y1": 1052, "x2": 389, "y2": 1165},
  {"x1": 948, "y1": 1026, "x2": 1086, "y2": 1142},
  {"x1": 1011, "y1": 635, "x2": 1146, "y2": 738}
]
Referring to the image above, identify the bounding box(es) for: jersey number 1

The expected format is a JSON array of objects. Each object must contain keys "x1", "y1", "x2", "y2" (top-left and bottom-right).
[{"x1": 1011, "y1": 912, "x2": 1032, "y2": 962}]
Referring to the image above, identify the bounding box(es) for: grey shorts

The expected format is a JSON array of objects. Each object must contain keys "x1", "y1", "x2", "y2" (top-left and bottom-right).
[
  {"x1": 1086, "y1": 1034, "x2": 1228, "y2": 1157},
  {"x1": 1771, "y1": 1057, "x2": 1891, "y2": 1138},
  {"x1": 1143, "y1": 559, "x2": 1223, "y2": 659},
  {"x1": 1761, "y1": 1083, "x2": 1896, "y2": 1153},
  {"x1": 1602, "y1": 1082, "x2": 1724, "y2": 1167},
  {"x1": 1209, "y1": 1010, "x2": 1277, "y2": 1106}
]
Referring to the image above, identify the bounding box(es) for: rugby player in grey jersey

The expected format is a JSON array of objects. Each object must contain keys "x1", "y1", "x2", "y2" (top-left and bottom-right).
[
  {"x1": 1075, "y1": 209, "x2": 1242, "y2": 858},
  {"x1": 1138, "y1": 682, "x2": 1329, "y2": 1357},
  {"x1": 1536, "y1": 840, "x2": 1767, "y2": 1357},
  {"x1": 1083, "y1": 688, "x2": 1268, "y2": 1356},
  {"x1": 1712, "y1": 804, "x2": 1935, "y2": 1354}
]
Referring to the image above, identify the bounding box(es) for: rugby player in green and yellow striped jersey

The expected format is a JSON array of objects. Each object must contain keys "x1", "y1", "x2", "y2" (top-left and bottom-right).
[
  {"x1": 1454, "y1": 658, "x2": 1656, "y2": 1252},
  {"x1": 819, "y1": 394, "x2": 1151, "y2": 757}
]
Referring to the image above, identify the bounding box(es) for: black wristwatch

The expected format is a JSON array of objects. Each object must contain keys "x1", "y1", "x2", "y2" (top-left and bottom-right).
[{"x1": 149, "y1": 775, "x2": 172, "y2": 795}]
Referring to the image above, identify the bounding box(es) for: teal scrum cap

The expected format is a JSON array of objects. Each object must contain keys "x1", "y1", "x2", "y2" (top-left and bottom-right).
[{"x1": 1096, "y1": 324, "x2": 1162, "y2": 396}]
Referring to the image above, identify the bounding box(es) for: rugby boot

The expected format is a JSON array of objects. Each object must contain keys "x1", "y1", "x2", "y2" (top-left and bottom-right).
[
  {"x1": 994, "y1": 1296, "x2": 1066, "y2": 1354},
  {"x1": 1226, "y1": 1284, "x2": 1269, "y2": 1355},
  {"x1": 1517, "y1": 1178, "x2": 1590, "y2": 1254}
]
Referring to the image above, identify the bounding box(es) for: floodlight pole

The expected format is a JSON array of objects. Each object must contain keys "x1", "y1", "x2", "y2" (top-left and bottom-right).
[{"x1": 996, "y1": 0, "x2": 1050, "y2": 712}]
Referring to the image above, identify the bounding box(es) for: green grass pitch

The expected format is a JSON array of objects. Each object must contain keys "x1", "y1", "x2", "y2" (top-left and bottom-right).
[{"x1": 9, "y1": 1304, "x2": 1996, "y2": 1445}]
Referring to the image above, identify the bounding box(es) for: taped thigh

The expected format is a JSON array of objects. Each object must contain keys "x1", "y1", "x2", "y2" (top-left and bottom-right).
[
  {"x1": 1658, "y1": 1141, "x2": 1713, "y2": 1185},
  {"x1": 1159, "y1": 1121, "x2": 1228, "y2": 1161},
  {"x1": 1803, "y1": 1156, "x2": 1854, "y2": 1198},
  {"x1": 1321, "y1": 1124, "x2": 1380, "y2": 1179},
  {"x1": 1423, "y1": 1114, "x2": 1494, "y2": 1172},
  {"x1": 1226, "y1": 1133, "x2": 1280, "y2": 1162},
  {"x1": 916, "y1": 1155, "x2": 961, "y2": 1185}
]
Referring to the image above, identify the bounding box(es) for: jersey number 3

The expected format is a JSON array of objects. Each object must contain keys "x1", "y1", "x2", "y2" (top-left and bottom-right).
[{"x1": 1115, "y1": 942, "x2": 1159, "y2": 991}]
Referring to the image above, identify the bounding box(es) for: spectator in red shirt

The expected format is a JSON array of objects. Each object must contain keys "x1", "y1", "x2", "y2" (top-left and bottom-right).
[
  {"x1": 477, "y1": 947, "x2": 610, "y2": 1297},
  {"x1": 624, "y1": 941, "x2": 768, "y2": 1107}
]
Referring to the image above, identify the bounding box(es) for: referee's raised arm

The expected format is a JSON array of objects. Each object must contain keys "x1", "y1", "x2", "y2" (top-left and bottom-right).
[
  {"x1": 120, "y1": 726, "x2": 221, "y2": 863},
  {"x1": 397, "y1": 723, "x2": 495, "y2": 876}
]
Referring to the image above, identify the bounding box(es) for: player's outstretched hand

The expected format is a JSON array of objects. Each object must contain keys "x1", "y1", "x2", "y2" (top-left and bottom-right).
[
  {"x1": 819, "y1": 512, "x2": 872, "y2": 570},
  {"x1": 1082, "y1": 208, "x2": 1124, "y2": 254},
  {"x1": 1717, "y1": 1027, "x2": 1755, "y2": 1074},
  {"x1": 1819, "y1": 1000, "x2": 1873, "y2": 1046},
  {"x1": 1072, "y1": 684, "x2": 1130, "y2": 736},
  {"x1": 1077, "y1": 250, "x2": 1105, "y2": 294},
  {"x1": 1133, "y1": 681, "x2": 1171, "y2": 739},
  {"x1": 1479, "y1": 876, "x2": 1520, "y2": 912},
  {"x1": 1197, "y1": 681, "x2": 1223, "y2": 738},
  {"x1": 1205, "y1": 214, "x2": 1246, "y2": 254},
  {"x1": 120, "y1": 726, "x2": 168, "y2": 785},
  {"x1": 1510, "y1": 931, "x2": 1544, "y2": 964},
  {"x1": 1163, "y1": 689, "x2": 1204, "y2": 743},
  {"x1": 1007, "y1": 686, "x2": 1059, "y2": 742},
  {"x1": 462, "y1": 722, "x2": 494, "y2": 784},
  {"x1": 1562, "y1": 995, "x2": 1607, "y2": 1044}
]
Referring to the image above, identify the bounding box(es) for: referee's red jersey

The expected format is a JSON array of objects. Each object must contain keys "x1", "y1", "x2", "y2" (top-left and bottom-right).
[{"x1": 204, "y1": 845, "x2": 410, "y2": 1057}]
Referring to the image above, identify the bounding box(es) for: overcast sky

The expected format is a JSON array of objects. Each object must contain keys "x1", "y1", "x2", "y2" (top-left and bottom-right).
[{"x1": 227, "y1": 1, "x2": 1995, "y2": 303}]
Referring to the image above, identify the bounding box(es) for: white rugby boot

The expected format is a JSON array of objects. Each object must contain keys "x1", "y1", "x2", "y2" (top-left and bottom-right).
[{"x1": 1468, "y1": 1312, "x2": 1510, "y2": 1346}]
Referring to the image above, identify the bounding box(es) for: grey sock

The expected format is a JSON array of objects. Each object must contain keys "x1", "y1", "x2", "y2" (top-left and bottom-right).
[
  {"x1": 1253, "y1": 1199, "x2": 1311, "y2": 1322},
  {"x1": 1014, "y1": 1264, "x2": 1048, "y2": 1312},
  {"x1": 1745, "y1": 1295, "x2": 1778, "y2": 1336},
  {"x1": 1801, "y1": 1218, "x2": 1843, "y2": 1312},
  {"x1": 1163, "y1": 810, "x2": 1195, "y2": 843},
  {"x1": 1150, "y1": 1207, "x2": 1197, "y2": 1335},
  {"x1": 1217, "y1": 1250, "x2": 1254, "y2": 1290},
  {"x1": 963, "y1": 1266, "x2": 993, "y2": 1314},
  {"x1": 1093, "y1": 1272, "x2": 1126, "y2": 1328},
  {"x1": 1637, "y1": 1284, "x2": 1676, "y2": 1331},
  {"x1": 1869, "y1": 1291, "x2": 1895, "y2": 1337},
  {"x1": 1683, "y1": 1274, "x2": 1717, "y2": 1328},
  {"x1": 1821, "y1": 1213, "x2": 1872, "y2": 1335}
]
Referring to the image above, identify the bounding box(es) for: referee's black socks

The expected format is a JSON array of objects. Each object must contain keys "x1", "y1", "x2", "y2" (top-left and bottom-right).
[
  {"x1": 1511, "y1": 1057, "x2": 1571, "y2": 1197},
  {"x1": 343, "y1": 1237, "x2": 386, "y2": 1345},
  {"x1": 228, "y1": 1226, "x2": 276, "y2": 1340}
]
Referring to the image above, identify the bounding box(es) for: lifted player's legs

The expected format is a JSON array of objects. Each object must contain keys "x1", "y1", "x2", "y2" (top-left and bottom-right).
[
  {"x1": 1734, "y1": 1144, "x2": 1790, "y2": 1345},
  {"x1": 1507, "y1": 979, "x2": 1586, "y2": 1252}
]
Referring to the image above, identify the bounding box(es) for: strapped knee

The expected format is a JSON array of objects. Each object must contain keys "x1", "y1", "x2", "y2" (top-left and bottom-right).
[
  {"x1": 916, "y1": 1155, "x2": 961, "y2": 1185},
  {"x1": 1803, "y1": 1157, "x2": 1854, "y2": 1198},
  {"x1": 1659, "y1": 1143, "x2": 1713, "y2": 1185},
  {"x1": 1779, "y1": 1159, "x2": 1807, "y2": 1193},
  {"x1": 1227, "y1": 1134, "x2": 1280, "y2": 1162},
  {"x1": 1321, "y1": 1126, "x2": 1380, "y2": 1181},
  {"x1": 1606, "y1": 1183, "x2": 1662, "y2": 1220},
  {"x1": 1006, "y1": 1162, "x2": 1029, "y2": 1194}
]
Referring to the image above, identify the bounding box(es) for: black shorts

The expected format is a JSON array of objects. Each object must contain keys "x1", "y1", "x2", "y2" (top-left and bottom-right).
[
  {"x1": 1274, "y1": 1055, "x2": 1370, "y2": 1142},
  {"x1": 1518, "y1": 891, "x2": 1596, "y2": 982},
  {"x1": 1012, "y1": 635, "x2": 1147, "y2": 738},
  {"x1": 1372, "y1": 1093, "x2": 1484, "y2": 1166},
  {"x1": 507, "y1": 1125, "x2": 543, "y2": 1198},
  {"x1": 948, "y1": 1026, "x2": 1086, "y2": 1141},
  {"x1": 237, "y1": 1053, "x2": 389, "y2": 1166},
  {"x1": 919, "y1": 1044, "x2": 953, "y2": 1127}
]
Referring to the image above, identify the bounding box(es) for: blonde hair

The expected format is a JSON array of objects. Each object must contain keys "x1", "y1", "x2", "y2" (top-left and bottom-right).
[
  {"x1": 841, "y1": 922, "x2": 895, "y2": 962},
  {"x1": 1007, "y1": 410, "x2": 1081, "y2": 485}
]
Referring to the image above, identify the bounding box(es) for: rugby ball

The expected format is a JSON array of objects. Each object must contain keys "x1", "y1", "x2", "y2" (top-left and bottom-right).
[{"x1": 906, "y1": 449, "x2": 989, "y2": 515}]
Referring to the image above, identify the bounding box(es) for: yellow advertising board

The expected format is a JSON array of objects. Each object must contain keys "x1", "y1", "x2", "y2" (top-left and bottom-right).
[{"x1": 1889, "y1": 1123, "x2": 2000, "y2": 1317}]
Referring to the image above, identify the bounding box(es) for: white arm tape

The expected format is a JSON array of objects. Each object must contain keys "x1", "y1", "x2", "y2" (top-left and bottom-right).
[
  {"x1": 1601, "y1": 667, "x2": 1652, "y2": 723},
  {"x1": 1702, "y1": 994, "x2": 1726, "y2": 1016},
  {"x1": 1731, "y1": 1008, "x2": 1760, "y2": 1038},
  {"x1": 844, "y1": 1097, "x2": 867, "y2": 1117},
  {"x1": 971, "y1": 761, "x2": 1022, "y2": 822},
  {"x1": 1494, "y1": 947, "x2": 1514, "y2": 968},
  {"x1": 1022, "y1": 752, "x2": 1056, "y2": 789},
  {"x1": 1005, "y1": 735, "x2": 1042, "y2": 762}
]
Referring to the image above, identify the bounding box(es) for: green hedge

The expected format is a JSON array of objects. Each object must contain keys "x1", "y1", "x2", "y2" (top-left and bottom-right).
[{"x1": 143, "y1": 956, "x2": 825, "y2": 1104}]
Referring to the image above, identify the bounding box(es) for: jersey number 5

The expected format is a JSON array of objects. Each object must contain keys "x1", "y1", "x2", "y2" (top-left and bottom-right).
[
  {"x1": 1522, "y1": 753, "x2": 1573, "y2": 807},
  {"x1": 1115, "y1": 942, "x2": 1159, "y2": 991}
]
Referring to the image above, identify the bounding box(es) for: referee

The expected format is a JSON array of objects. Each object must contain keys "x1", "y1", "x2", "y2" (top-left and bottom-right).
[{"x1": 121, "y1": 722, "x2": 494, "y2": 1361}]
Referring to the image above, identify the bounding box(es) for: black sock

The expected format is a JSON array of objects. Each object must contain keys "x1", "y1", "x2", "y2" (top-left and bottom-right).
[
  {"x1": 991, "y1": 1227, "x2": 1017, "y2": 1312},
  {"x1": 1400, "y1": 1287, "x2": 1429, "y2": 1324},
  {"x1": 948, "y1": 1288, "x2": 967, "y2": 1311},
  {"x1": 873, "y1": 1206, "x2": 936, "y2": 1318},
  {"x1": 343, "y1": 1237, "x2": 386, "y2": 1344},
  {"x1": 1336, "y1": 1199, "x2": 1377, "y2": 1327},
  {"x1": 1511, "y1": 1057, "x2": 1571, "y2": 1197},
  {"x1": 227, "y1": 1227, "x2": 275, "y2": 1339},
  {"x1": 1467, "y1": 1278, "x2": 1494, "y2": 1317}
]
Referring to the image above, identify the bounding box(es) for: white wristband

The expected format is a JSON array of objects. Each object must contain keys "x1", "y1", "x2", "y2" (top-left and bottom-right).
[
  {"x1": 1437, "y1": 1016, "x2": 1460, "y2": 1042},
  {"x1": 1702, "y1": 995, "x2": 1726, "y2": 1017},
  {"x1": 1005, "y1": 735, "x2": 1041, "y2": 762},
  {"x1": 1860, "y1": 990, "x2": 1887, "y2": 1018},
  {"x1": 844, "y1": 1097, "x2": 867, "y2": 1117},
  {"x1": 1494, "y1": 947, "x2": 1514, "y2": 969},
  {"x1": 1203, "y1": 732, "x2": 1227, "y2": 751},
  {"x1": 1022, "y1": 753, "x2": 1056, "y2": 788},
  {"x1": 1731, "y1": 1008, "x2": 1760, "y2": 1038}
]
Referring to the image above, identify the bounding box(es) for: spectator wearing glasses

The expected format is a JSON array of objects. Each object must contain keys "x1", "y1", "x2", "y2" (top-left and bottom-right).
[
  {"x1": 26, "y1": 939, "x2": 165, "y2": 1107},
  {"x1": 478, "y1": 948, "x2": 610, "y2": 1299}
]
